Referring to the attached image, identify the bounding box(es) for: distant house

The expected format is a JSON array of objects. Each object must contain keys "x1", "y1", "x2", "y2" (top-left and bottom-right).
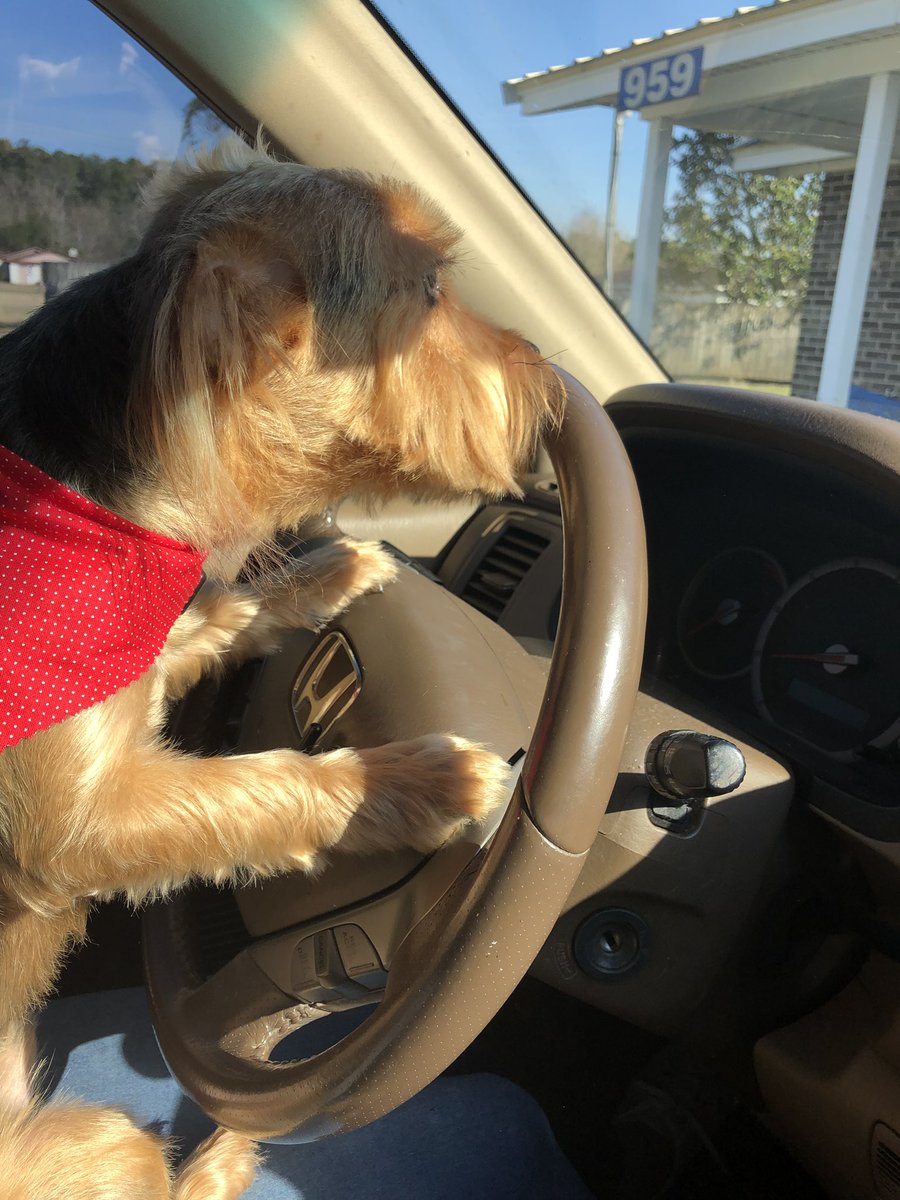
[
  {"x1": 0, "y1": 249, "x2": 112, "y2": 303},
  {"x1": 0, "y1": 248, "x2": 73, "y2": 287}
]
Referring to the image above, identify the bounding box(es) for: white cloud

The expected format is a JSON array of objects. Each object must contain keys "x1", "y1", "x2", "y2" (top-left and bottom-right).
[
  {"x1": 18, "y1": 55, "x2": 81, "y2": 85},
  {"x1": 133, "y1": 130, "x2": 164, "y2": 162},
  {"x1": 119, "y1": 42, "x2": 138, "y2": 74}
]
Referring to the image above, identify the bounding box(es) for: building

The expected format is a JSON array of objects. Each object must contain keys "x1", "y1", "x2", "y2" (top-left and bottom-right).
[
  {"x1": 0, "y1": 248, "x2": 72, "y2": 287},
  {"x1": 504, "y1": 0, "x2": 900, "y2": 409}
]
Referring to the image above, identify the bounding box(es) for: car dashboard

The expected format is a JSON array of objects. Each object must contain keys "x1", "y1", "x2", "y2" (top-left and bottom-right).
[
  {"x1": 164, "y1": 381, "x2": 900, "y2": 1197},
  {"x1": 438, "y1": 384, "x2": 900, "y2": 832}
]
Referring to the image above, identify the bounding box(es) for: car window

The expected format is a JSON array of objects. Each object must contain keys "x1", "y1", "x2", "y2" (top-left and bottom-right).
[
  {"x1": 1, "y1": 0, "x2": 227, "y2": 334},
  {"x1": 377, "y1": 0, "x2": 899, "y2": 420},
  {"x1": 4, "y1": 0, "x2": 895, "y2": 424}
]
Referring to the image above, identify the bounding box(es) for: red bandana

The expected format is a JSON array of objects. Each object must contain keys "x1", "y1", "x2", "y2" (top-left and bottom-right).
[{"x1": 0, "y1": 445, "x2": 206, "y2": 751}]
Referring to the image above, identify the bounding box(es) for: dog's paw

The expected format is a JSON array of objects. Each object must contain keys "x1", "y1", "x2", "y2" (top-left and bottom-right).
[
  {"x1": 326, "y1": 538, "x2": 401, "y2": 600},
  {"x1": 266, "y1": 539, "x2": 400, "y2": 629},
  {"x1": 175, "y1": 1129, "x2": 260, "y2": 1200},
  {"x1": 358, "y1": 734, "x2": 511, "y2": 853}
]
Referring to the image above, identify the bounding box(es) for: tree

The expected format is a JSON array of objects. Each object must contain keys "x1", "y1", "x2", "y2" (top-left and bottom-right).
[
  {"x1": 660, "y1": 130, "x2": 822, "y2": 313},
  {"x1": 181, "y1": 98, "x2": 232, "y2": 150},
  {"x1": 0, "y1": 140, "x2": 153, "y2": 259},
  {"x1": 564, "y1": 209, "x2": 633, "y2": 287}
]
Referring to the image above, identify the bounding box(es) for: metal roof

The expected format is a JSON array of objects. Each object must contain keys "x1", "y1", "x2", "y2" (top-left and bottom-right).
[
  {"x1": 505, "y1": 0, "x2": 810, "y2": 88},
  {"x1": 503, "y1": 0, "x2": 898, "y2": 170},
  {"x1": 0, "y1": 248, "x2": 71, "y2": 264}
]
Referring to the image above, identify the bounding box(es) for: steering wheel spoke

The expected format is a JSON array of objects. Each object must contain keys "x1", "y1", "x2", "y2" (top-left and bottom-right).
[{"x1": 244, "y1": 754, "x2": 522, "y2": 1001}]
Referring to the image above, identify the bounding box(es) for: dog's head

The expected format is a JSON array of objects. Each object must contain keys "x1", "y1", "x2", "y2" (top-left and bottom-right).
[{"x1": 132, "y1": 138, "x2": 562, "y2": 542}]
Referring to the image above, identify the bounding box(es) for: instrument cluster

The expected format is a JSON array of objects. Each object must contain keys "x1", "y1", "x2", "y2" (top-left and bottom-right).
[
  {"x1": 676, "y1": 548, "x2": 900, "y2": 760},
  {"x1": 626, "y1": 430, "x2": 900, "y2": 779}
]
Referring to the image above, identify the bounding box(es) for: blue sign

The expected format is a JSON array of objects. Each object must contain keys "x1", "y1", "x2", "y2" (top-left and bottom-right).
[{"x1": 617, "y1": 47, "x2": 704, "y2": 111}]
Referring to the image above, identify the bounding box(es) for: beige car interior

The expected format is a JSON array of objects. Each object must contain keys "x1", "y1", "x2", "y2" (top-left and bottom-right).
[{"x1": 95, "y1": 2, "x2": 900, "y2": 1196}]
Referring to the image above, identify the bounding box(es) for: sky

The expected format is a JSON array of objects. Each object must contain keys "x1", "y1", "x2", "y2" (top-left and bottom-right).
[
  {"x1": 4, "y1": 0, "x2": 191, "y2": 162},
  {"x1": 2, "y1": 0, "x2": 728, "y2": 238},
  {"x1": 377, "y1": 0, "x2": 719, "y2": 233}
]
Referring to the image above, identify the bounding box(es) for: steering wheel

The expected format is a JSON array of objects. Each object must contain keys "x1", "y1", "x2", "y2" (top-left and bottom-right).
[{"x1": 143, "y1": 371, "x2": 647, "y2": 1141}]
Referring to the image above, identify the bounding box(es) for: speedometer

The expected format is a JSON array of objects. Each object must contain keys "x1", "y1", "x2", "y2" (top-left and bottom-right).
[
  {"x1": 677, "y1": 547, "x2": 787, "y2": 679},
  {"x1": 752, "y1": 558, "x2": 900, "y2": 756}
]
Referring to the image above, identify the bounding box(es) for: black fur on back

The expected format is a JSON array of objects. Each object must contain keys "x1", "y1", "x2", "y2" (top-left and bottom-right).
[{"x1": 0, "y1": 255, "x2": 159, "y2": 508}]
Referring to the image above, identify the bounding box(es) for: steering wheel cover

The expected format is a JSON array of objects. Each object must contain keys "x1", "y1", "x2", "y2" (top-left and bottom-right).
[{"x1": 144, "y1": 370, "x2": 647, "y2": 1139}]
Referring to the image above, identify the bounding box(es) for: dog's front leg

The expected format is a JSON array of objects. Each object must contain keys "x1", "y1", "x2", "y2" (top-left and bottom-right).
[
  {"x1": 256, "y1": 537, "x2": 400, "y2": 632},
  {"x1": 161, "y1": 539, "x2": 398, "y2": 700},
  {"x1": 59, "y1": 736, "x2": 507, "y2": 901},
  {"x1": 174, "y1": 1129, "x2": 259, "y2": 1200}
]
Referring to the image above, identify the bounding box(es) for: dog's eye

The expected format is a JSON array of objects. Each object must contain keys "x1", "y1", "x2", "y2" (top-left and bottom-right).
[{"x1": 423, "y1": 272, "x2": 441, "y2": 307}]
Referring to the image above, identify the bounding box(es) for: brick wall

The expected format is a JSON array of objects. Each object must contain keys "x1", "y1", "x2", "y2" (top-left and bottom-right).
[{"x1": 792, "y1": 167, "x2": 900, "y2": 400}]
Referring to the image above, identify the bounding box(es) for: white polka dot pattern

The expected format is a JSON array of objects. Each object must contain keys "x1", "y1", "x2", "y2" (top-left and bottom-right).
[{"x1": 0, "y1": 444, "x2": 206, "y2": 751}]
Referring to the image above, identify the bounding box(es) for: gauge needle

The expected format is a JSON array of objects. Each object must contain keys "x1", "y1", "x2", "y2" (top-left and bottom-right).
[
  {"x1": 771, "y1": 652, "x2": 859, "y2": 665},
  {"x1": 688, "y1": 598, "x2": 742, "y2": 636}
]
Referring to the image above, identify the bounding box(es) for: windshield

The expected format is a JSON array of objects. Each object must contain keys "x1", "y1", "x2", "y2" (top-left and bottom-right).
[
  {"x1": 3, "y1": 0, "x2": 897, "y2": 421},
  {"x1": 376, "y1": 0, "x2": 899, "y2": 419}
]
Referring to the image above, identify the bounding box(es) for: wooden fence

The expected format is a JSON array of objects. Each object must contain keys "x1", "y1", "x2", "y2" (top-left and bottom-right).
[{"x1": 650, "y1": 294, "x2": 800, "y2": 386}]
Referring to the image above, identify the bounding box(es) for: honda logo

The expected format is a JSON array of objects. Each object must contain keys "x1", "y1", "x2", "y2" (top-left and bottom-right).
[{"x1": 291, "y1": 631, "x2": 363, "y2": 751}]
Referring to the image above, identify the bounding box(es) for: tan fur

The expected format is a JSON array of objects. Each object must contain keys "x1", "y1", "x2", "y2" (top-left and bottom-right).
[
  {"x1": 0, "y1": 136, "x2": 563, "y2": 1195},
  {"x1": 0, "y1": 1099, "x2": 258, "y2": 1200}
]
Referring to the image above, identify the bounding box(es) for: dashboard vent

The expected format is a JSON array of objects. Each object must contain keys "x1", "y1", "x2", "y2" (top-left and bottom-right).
[
  {"x1": 873, "y1": 1123, "x2": 900, "y2": 1199},
  {"x1": 461, "y1": 522, "x2": 550, "y2": 619}
]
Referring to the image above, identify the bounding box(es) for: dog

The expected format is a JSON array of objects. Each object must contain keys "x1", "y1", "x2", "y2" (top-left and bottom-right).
[{"x1": 0, "y1": 135, "x2": 562, "y2": 1196}]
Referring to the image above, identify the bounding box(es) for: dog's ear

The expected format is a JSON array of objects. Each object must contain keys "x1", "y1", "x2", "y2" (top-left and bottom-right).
[
  {"x1": 128, "y1": 222, "x2": 306, "y2": 526},
  {"x1": 154, "y1": 225, "x2": 304, "y2": 404}
]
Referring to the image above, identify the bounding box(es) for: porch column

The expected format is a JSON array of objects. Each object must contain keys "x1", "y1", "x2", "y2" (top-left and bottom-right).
[
  {"x1": 629, "y1": 118, "x2": 673, "y2": 342},
  {"x1": 817, "y1": 72, "x2": 900, "y2": 407}
]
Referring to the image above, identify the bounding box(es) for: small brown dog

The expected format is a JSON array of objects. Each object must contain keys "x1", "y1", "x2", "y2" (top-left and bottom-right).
[{"x1": 0, "y1": 136, "x2": 561, "y2": 1196}]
